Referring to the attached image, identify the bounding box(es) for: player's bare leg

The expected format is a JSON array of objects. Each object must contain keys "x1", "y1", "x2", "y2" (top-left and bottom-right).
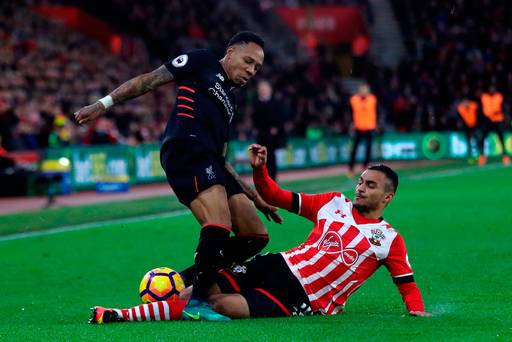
[
  {"x1": 190, "y1": 185, "x2": 232, "y2": 227},
  {"x1": 229, "y1": 193, "x2": 267, "y2": 235},
  {"x1": 209, "y1": 293, "x2": 250, "y2": 319}
]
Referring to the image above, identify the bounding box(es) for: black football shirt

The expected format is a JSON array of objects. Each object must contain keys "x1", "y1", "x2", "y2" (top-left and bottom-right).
[{"x1": 162, "y1": 49, "x2": 237, "y2": 156}]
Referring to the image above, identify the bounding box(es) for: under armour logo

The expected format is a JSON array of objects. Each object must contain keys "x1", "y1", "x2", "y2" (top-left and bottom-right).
[
  {"x1": 335, "y1": 209, "x2": 347, "y2": 218},
  {"x1": 206, "y1": 165, "x2": 215, "y2": 180},
  {"x1": 216, "y1": 73, "x2": 225, "y2": 82}
]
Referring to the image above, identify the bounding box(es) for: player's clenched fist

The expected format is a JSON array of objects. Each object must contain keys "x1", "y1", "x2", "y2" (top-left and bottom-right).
[
  {"x1": 248, "y1": 144, "x2": 267, "y2": 169},
  {"x1": 74, "y1": 102, "x2": 106, "y2": 125}
]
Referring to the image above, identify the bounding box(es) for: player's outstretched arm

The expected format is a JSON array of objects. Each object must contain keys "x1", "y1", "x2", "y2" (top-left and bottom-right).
[
  {"x1": 74, "y1": 65, "x2": 174, "y2": 125},
  {"x1": 385, "y1": 235, "x2": 432, "y2": 317}
]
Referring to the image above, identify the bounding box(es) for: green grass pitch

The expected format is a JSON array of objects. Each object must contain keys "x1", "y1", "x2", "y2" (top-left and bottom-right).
[{"x1": 0, "y1": 162, "x2": 511, "y2": 341}]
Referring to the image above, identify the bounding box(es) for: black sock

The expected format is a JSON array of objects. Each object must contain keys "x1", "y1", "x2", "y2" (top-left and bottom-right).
[
  {"x1": 224, "y1": 233, "x2": 270, "y2": 264},
  {"x1": 179, "y1": 265, "x2": 196, "y2": 287},
  {"x1": 191, "y1": 224, "x2": 231, "y2": 299},
  {"x1": 181, "y1": 233, "x2": 269, "y2": 287}
]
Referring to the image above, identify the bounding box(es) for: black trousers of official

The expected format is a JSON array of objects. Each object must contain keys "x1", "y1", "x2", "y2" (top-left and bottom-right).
[
  {"x1": 464, "y1": 126, "x2": 483, "y2": 158},
  {"x1": 349, "y1": 130, "x2": 374, "y2": 170},
  {"x1": 480, "y1": 122, "x2": 507, "y2": 156},
  {"x1": 257, "y1": 137, "x2": 280, "y2": 181}
]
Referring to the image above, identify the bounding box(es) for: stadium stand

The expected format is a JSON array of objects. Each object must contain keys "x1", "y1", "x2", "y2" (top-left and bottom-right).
[{"x1": 1, "y1": 0, "x2": 510, "y2": 151}]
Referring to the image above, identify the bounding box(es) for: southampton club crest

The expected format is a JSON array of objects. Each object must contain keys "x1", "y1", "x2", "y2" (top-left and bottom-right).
[{"x1": 369, "y1": 228, "x2": 385, "y2": 246}]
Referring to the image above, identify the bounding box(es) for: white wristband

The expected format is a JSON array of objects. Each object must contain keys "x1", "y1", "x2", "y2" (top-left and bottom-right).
[{"x1": 98, "y1": 95, "x2": 114, "y2": 109}]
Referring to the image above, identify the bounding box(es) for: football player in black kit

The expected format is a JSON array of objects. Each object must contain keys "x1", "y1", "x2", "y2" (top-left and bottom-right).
[{"x1": 74, "y1": 32, "x2": 282, "y2": 321}]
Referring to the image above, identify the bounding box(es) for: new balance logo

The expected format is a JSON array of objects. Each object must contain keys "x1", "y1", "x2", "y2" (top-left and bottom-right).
[
  {"x1": 231, "y1": 265, "x2": 247, "y2": 274},
  {"x1": 206, "y1": 165, "x2": 216, "y2": 180}
]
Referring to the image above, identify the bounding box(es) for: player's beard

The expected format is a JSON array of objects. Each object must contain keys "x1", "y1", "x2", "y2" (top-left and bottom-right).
[{"x1": 353, "y1": 202, "x2": 376, "y2": 214}]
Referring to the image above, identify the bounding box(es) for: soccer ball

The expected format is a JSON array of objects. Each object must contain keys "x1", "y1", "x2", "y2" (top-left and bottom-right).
[{"x1": 139, "y1": 267, "x2": 185, "y2": 303}]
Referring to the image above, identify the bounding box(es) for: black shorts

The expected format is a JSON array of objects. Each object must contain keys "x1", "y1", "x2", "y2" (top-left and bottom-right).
[
  {"x1": 216, "y1": 253, "x2": 313, "y2": 318},
  {"x1": 160, "y1": 139, "x2": 244, "y2": 207}
]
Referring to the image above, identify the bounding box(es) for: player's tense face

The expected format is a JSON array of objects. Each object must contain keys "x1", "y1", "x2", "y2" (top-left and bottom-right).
[
  {"x1": 225, "y1": 42, "x2": 264, "y2": 86},
  {"x1": 353, "y1": 170, "x2": 394, "y2": 213}
]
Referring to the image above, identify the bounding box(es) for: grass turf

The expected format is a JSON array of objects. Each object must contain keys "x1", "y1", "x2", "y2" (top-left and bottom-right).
[{"x1": 0, "y1": 162, "x2": 511, "y2": 341}]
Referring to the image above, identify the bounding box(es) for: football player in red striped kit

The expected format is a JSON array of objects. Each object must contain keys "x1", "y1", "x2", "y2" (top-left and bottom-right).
[{"x1": 90, "y1": 144, "x2": 430, "y2": 323}]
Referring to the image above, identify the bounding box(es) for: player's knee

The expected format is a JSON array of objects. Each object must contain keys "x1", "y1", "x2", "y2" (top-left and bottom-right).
[
  {"x1": 209, "y1": 295, "x2": 249, "y2": 319},
  {"x1": 209, "y1": 297, "x2": 228, "y2": 315}
]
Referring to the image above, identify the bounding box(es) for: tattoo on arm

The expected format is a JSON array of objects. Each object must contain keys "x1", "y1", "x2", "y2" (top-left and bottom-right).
[
  {"x1": 109, "y1": 65, "x2": 174, "y2": 104},
  {"x1": 225, "y1": 162, "x2": 258, "y2": 201}
]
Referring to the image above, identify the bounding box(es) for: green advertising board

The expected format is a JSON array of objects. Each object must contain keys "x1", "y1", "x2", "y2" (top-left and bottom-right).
[
  {"x1": 133, "y1": 144, "x2": 166, "y2": 183},
  {"x1": 42, "y1": 132, "x2": 511, "y2": 191},
  {"x1": 70, "y1": 146, "x2": 132, "y2": 189}
]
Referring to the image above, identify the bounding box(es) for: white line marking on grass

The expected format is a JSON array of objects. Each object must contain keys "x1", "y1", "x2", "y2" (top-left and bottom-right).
[
  {"x1": 428, "y1": 303, "x2": 456, "y2": 316},
  {"x1": 408, "y1": 164, "x2": 505, "y2": 180},
  {"x1": 0, "y1": 210, "x2": 191, "y2": 243},
  {"x1": 1, "y1": 163, "x2": 506, "y2": 243}
]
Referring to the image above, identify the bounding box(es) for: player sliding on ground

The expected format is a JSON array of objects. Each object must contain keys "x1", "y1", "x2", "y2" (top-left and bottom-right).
[{"x1": 89, "y1": 144, "x2": 431, "y2": 323}]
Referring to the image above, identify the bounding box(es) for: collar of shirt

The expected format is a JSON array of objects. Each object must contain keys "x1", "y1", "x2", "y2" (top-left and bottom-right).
[{"x1": 351, "y1": 207, "x2": 383, "y2": 224}]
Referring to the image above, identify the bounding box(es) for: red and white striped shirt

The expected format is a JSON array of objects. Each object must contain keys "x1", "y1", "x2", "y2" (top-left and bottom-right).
[
  {"x1": 281, "y1": 192, "x2": 414, "y2": 315},
  {"x1": 253, "y1": 166, "x2": 424, "y2": 315}
]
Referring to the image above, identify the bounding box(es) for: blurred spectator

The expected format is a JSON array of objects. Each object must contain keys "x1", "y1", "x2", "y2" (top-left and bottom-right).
[
  {"x1": 253, "y1": 80, "x2": 287, "y2": 180},
  {"x1": 48, "y1": 114, "x2": 72, "y2": 147},
  {"x1": 82, "y1": 117, "x2": 120, "y2": 145}
]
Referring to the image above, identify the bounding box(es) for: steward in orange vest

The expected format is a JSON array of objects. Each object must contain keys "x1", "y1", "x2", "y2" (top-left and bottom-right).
[
  {"x1": 457, "y1": 99, "x2": 482, "y2": 160},
  {"x1": 348, "y1": 84, "x2": 377, "y2": 175},
  {"x1": 479, "y1": 87, "x2": 510, "y2": 165}
]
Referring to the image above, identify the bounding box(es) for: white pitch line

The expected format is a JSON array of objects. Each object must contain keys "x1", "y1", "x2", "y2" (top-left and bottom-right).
[
  {"x1": 0, "y1": 209, "x2": 191, "y2": 243},
  {"x1": 408, "y1": 163, "x2": 505, "y2": 180},
  {"x1": 0, "y1": 163, "x2": 507, "y2": 243}
]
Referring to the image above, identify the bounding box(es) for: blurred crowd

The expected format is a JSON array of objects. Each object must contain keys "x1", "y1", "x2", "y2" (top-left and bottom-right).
[
  {"x1": 0, "y1": 1, "x2": 173, "y2": 151},
  {"x1": 1, "y1": 0, "x2": 511, "y2": 152},
  {"x1": 82, "y1": 0, "x2": 352, "y2": 140},
  {"x1": 366, "y1": 0, "x2": 512, "y2": 132}
]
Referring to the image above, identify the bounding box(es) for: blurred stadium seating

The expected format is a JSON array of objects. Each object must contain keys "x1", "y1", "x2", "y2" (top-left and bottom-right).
[{"x1": 0, "y1": 0, "x2": 510, "y2": 151}]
